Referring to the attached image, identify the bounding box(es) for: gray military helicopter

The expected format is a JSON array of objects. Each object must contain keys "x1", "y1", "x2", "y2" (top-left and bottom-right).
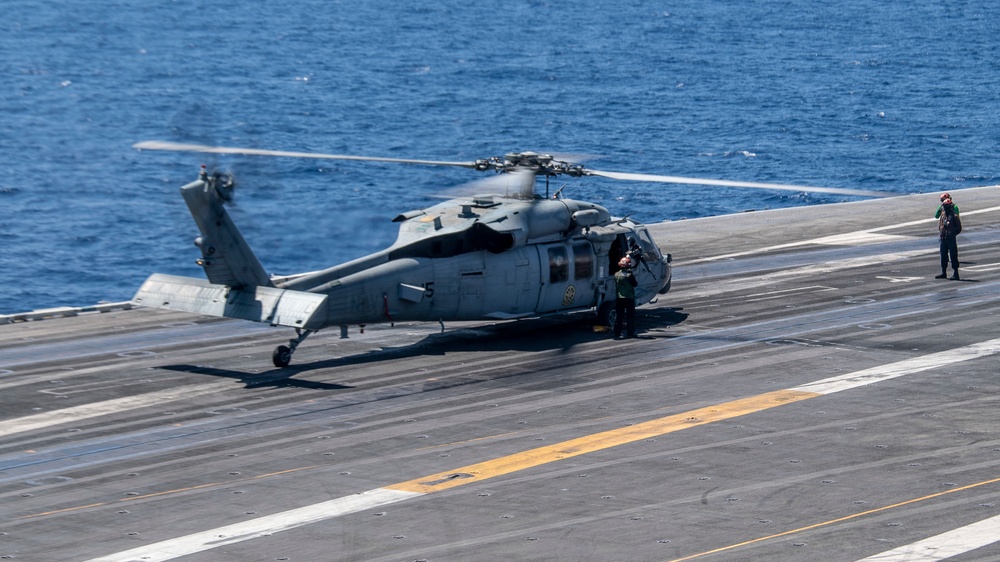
[{"x1": 132, "y1": 141, "x2": 888, "y2": 367}]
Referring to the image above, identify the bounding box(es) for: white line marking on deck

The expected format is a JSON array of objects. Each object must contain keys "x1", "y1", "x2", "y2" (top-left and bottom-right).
[
  {"x1": 854, "y1": 513, "x2": 1000, "y2": 561},
  {"x1": 0, "y1": 383, "x2": 225, "y2": 437}
]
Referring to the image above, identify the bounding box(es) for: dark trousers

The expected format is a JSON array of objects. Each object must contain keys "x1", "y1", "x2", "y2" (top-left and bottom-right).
[
  {"x1": 940, "y1": 236, "x2": 959, "y2": 273},
  {"x1": 614, "y1": 297, "x2": 636, "y2": 337}
]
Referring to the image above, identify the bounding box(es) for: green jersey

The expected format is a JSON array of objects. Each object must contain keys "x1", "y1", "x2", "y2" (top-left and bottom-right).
[
  {"x1": 935, "y1": 203, "x2": 960, "y2": 218},
  {"x1": 615, "y1": 269, "x2": 636, "y2": 299}
]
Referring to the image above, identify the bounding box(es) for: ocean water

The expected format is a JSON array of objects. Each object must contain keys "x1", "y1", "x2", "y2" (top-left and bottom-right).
[{"x1": 2, "y1": 0, "x2": 999, "y2": 314}]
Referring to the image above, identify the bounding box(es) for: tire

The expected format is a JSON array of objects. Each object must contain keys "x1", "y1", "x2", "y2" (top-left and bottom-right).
[
  {"x1": 272, "y1": 345, "x2": 292, "y2": 368},
  {"x1": 658, "y1": 277, "x2": 672, "y2": 294}
]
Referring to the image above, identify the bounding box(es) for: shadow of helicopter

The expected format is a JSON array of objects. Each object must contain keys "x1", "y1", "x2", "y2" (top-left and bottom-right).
[
  {"x1": 159, "y1": 307, "x2": 689, "y2": 389},
  {"x1": 157, "y1": 364, "x2": 353, "y2": 390}
]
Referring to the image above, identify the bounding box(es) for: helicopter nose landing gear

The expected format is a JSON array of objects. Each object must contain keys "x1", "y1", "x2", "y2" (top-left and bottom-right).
[{"x1": 272, "y1": 328, "x2": 315, "y2": 368}]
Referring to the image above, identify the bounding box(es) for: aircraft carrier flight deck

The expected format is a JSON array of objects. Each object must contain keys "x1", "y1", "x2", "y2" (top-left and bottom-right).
[{"x1": 2, "y1": 186, "x2": 1000, "y2": 561}]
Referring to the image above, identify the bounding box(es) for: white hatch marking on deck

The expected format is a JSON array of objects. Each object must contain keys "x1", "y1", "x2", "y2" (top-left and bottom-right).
[{"x1": 874, "y1": 275, "x2": 923, "y2": 283}]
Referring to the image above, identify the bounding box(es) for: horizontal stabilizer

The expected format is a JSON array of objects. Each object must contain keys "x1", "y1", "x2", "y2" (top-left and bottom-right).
[{"x1": 132, "y1": 274, "x2": 327, "y2": 330}]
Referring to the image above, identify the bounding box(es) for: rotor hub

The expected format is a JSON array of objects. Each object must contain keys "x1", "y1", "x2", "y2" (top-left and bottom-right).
[{"x1": 471, "y1": 152, "x2": 587, "y2": 179}]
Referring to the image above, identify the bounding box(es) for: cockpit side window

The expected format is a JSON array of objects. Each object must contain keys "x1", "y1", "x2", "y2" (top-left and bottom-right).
[{"x1": 637, "y1": 228, "x2": 661, "y2": 259}]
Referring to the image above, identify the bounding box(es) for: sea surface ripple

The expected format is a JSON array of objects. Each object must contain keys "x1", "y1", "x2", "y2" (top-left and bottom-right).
[{"x1": 1, "y1": 0, "x2": 998, "y2": 313}]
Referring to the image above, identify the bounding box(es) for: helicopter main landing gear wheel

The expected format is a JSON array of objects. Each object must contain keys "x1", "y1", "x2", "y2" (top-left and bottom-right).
[
  {"x1": 272, "y1": 328, "x2": 315, "y2": 367},
  {"x1": 272, "y1": 345, "x2": 293, "y2": 367}
]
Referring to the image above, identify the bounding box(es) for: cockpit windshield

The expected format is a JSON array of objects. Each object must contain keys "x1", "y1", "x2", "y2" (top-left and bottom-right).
[{"x1": 636, "y1": 227, "x2": 661, "y2": 259}]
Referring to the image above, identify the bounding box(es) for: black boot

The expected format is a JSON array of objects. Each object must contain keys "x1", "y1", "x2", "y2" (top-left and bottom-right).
[
  {"x1": 951, "y1": 270, "x2": 960, "y2": 280},
  {"x1": 935, "y1": 270, "x2": 947, "y2": 279}
]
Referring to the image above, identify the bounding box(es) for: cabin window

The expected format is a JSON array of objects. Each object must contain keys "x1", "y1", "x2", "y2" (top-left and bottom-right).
[
  {"x1": 548, "y1": 247, "x2": 569, "y2": 283},
  {"x1": 573, "y1": 243, "x2": 593, "y2": 280}
]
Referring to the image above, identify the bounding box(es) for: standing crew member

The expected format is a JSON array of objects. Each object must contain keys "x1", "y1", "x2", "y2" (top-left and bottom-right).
[
  {"x1": 935, "y1": 193, "x2": 962, "y2": 280},
  {"x1": 613, "y1": 256, "x2": 638, "y2": 339}
]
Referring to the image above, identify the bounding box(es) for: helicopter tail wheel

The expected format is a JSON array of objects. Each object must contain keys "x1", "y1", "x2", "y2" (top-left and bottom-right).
[
  {"x1": 272, "y1": 345, "x2": 292, "y2": 368},
  {"x1": 271, "y1": 328, "x2": 315, "y2": 368}
]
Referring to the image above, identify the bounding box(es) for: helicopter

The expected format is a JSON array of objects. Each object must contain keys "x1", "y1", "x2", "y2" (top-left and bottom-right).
[{"x1": 131, "y1": 141, "x2": 890, "y2": 367}]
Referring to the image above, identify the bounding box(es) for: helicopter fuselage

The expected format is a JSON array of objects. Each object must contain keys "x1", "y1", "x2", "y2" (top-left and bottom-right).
[
  {"x1": 271, "y1": 189, "x2": 671, "y2": 326},
  {"x1": 276, "y1": 225, "x2": 667, "y2": 327},
  {"x1": 133, "y1": 171, "x2": 672, "y2": 366}
]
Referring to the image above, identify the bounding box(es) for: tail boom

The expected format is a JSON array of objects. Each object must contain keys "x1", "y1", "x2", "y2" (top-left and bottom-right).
[{"x1": 133, "y1": 273, "x2": 327, "y2": 330}]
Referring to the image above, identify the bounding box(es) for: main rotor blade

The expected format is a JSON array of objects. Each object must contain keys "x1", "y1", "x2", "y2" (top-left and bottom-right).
[
  {"x1": 134, "y1": 141, "x2": 894, "y2": 198},
  {"x1": 133, "y1": 141, "x2": 480, "y2": 169},
  {"x1": 587, "y1": 169, "x2": 893, "y2": 198}
]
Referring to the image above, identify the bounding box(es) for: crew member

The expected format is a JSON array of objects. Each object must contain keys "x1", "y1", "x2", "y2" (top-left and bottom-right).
[
  {"x1": 935, "y1": 193, "x2": 961, "y2": 280},
  {"x1": 614, "y1": 256, "x2": 638, "y2": 339}
]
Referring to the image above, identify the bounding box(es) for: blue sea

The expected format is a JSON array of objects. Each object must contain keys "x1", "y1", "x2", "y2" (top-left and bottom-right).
[{"x1": 2, "y1": 0, "x2": 998, "y2": 314}]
